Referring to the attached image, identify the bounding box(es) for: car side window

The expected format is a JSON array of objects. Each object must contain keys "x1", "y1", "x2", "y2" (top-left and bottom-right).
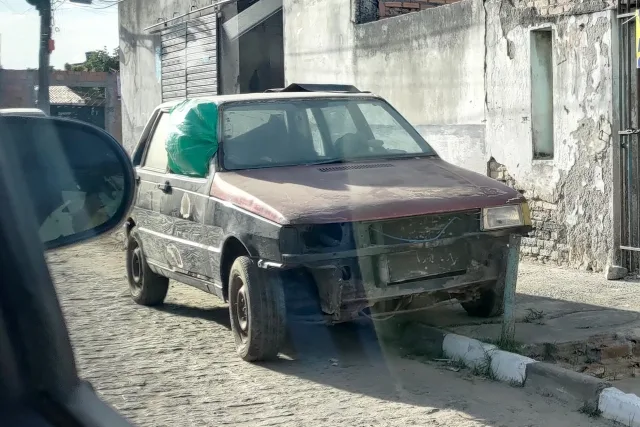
[{"x1": 142, "y1": 113, "x2": 170, "y2": 172}]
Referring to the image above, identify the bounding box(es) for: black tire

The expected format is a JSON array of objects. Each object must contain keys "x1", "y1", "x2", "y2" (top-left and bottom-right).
[
  {"x1": 461, "y1": 280, "x2": 505, "y2": 318},
  {"x1": 228, "y1": 256, "x2": 286, "y2": 361},
  {"x1": 126, "y1": 229, "x2": 169, "y2": 306}
]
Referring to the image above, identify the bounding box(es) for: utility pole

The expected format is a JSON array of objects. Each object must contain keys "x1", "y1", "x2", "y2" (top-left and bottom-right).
[
  {"x1": 38, "y1": 1, "x2": 52, "y2": 114},
  {"x1": 26, "y1": 0, "x2": 52, "y2": 115}
]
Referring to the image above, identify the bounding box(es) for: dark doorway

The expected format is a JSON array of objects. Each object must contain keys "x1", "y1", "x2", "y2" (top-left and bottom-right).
[{"x1": 238, "y1": 9, "x2": 284, "y2": 93}]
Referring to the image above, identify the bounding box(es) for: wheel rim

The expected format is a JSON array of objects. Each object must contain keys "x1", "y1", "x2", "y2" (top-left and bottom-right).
[
  {"x1": 130, "y1": 246, "x2": 143, "y2": 289},
  {"x1": 232, "y1": 274, "x2": 249, "y2": 340}
]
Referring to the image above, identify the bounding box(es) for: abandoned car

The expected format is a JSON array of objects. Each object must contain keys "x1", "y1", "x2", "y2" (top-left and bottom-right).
[{"x1": 125, "y1": 84, "x2": 531, "y2": 361}]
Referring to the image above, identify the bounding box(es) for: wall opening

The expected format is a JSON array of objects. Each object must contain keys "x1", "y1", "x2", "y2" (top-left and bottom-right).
[
  {"x1": 239, "y1": 9, "x2": 284, "y2": 93},
  {"x1": 352, "y1": 0, "x2": 379, "y2": 24},
  {"x1": 530, "y1": 28, "x2": 554, "y2": 160}
]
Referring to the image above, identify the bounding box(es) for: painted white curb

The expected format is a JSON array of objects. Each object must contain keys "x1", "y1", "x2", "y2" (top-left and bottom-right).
[
  {"x1": 442, "y1": 333, "x2": 535, "y2": 385},
  {"x1": 490, "y1": 349, "x2": 535, "y2": 384},
  {"x1": 599, "y1": 387, "x2": 640, "y2": 427},
  {"x1": 443, "y1": 333, "x2": 496, "y2": 370}
]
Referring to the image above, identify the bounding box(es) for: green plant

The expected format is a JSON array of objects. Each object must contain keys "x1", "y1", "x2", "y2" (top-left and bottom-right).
[
  {"x1": 485, "y1": 337, "x2": 524, "y2": 354},
  {"x1": 578, "y1": 402, "x2": 601, "y2": 418},
  {"x1": 542, "y1": 342, "x2": 557, "y2": 361},
  {"x1": 523, "y1": 308, "x2": 544, "y2": 324}
]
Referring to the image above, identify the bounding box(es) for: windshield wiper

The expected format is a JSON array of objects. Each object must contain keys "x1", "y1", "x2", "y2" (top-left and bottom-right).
[
  {"x1": 303, "y1": 153, "x2": 438, "y2": 167},
  {"x1": 383, "y1": 152, "x2": 439, "y2": 159},
  {"x1": 304, "y1": 158, "x2": 352, "y2": 166}
]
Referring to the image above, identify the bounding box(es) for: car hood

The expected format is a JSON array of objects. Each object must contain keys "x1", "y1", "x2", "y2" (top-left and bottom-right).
[{"x1": 210, "y1": 158, "x2": 525, "y2": 225}]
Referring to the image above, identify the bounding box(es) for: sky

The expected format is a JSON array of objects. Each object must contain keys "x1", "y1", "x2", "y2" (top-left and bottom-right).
[{"x1": 0, "y1": 0, "x2": 118, "y2": 69}]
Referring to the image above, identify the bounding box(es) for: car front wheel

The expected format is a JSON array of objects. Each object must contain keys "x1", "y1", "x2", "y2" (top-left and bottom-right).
[
  {"x1": 126, "y1": 229, "x2": 169, "y2": 306},
  {"x1": 229, "y1": 256, "x2": 286, "y2": 361},
  {"x1": 460, "y1": 280, "x2": 505, "y2": 318}
]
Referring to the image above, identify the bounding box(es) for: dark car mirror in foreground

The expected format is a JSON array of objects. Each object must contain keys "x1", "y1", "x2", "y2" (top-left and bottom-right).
[{"x1": 0, "y1": 115, "x2": 135, "y2": 250}]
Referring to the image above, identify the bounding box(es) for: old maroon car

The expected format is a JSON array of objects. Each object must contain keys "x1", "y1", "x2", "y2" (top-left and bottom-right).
[{"x1": 125, "y1": 84, "x2": 531, "y2": 361}]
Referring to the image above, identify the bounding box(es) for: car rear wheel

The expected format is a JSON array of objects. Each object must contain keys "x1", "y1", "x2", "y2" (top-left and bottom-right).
[
  {"x1": 229, "y1": 256, "x2": 286, "y2": 361},
  {"x1": 126, "y1": 229, "x2": 169, "y2": 306},
  {"x1": 460, "y1": 280, "x2": 505, "y2": 318}
]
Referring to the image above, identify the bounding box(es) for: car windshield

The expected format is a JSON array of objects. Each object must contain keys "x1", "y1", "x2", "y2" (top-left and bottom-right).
[{"x1": 221, "y1": 98, "x2": 436, "y2": 170}]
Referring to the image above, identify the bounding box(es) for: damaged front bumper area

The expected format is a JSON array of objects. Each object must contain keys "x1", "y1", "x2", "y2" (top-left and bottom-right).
[{"x1": 277, "y1": 209, "x2": 530, "y2": 321}]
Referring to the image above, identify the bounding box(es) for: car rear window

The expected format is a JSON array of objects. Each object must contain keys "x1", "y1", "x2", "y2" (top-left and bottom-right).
[{"x1": 220, "y1": 98, "x2": 435, "y2": 170}]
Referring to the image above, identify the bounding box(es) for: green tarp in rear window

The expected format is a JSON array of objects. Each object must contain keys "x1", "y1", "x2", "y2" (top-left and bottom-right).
[{"x1": 165, "y1": 99, "x2": 218, "y2": 177}]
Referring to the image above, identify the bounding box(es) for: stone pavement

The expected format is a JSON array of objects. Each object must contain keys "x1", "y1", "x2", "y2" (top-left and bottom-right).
[
  {"x1": 416, "y1": 262, "x2": 640, "y2": 394},
  {"x1": 48, "y1": 238, "x2": 610, "y2": 427}
]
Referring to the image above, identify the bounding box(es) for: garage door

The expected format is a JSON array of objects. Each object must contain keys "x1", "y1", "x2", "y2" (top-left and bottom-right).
[{"x1": 160, "y1": 12, "x2": 218, "y2": 102}]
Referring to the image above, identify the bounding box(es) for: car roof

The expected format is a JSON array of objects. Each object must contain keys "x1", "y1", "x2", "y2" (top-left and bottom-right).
[
  {"x1": 157, "y1": 91, "x2": 383, "y2": 110},
  {"x1": 0, "y1": 108, "x2": 47, "y2": 117}
]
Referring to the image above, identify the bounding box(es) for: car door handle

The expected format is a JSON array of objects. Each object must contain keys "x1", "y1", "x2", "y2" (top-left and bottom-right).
[{"x1": 157, "y1": 181, "x2": 171, "y2": 193}]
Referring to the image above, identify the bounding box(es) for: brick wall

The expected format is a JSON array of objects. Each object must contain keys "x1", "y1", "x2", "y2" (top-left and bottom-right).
[
  {"x1": 524, "y1": 0, "x2": 615, "y2": 16},
  {"x1": 0, "y1": 69, "x2": 37, "y2": 108},
  {"x1": 488, "y1": 158, "x2": 570, "y2": 265}
]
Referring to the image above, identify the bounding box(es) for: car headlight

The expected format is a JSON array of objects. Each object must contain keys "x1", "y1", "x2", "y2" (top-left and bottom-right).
[{"x1": 482, "y1": 204, "x2": 530, "y2": 230}]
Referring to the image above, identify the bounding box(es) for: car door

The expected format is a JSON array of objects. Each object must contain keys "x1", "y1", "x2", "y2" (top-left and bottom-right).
[
  {"x1": 164, "y1": 163, "x2": 222, "y2": 294},
  {"x1": 133, "y1": 110, "x2": 174, "y2": 268}
]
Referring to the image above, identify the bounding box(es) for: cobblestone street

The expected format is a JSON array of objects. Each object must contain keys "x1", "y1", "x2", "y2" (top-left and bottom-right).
[{"x1": 48, "y1": 238, "x2": 611, "y2": 427}]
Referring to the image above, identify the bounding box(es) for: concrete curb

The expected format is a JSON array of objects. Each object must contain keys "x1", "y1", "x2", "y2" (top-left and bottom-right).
[{"x1": 402, "y1": 324, "x2": 640, "y2": 426}]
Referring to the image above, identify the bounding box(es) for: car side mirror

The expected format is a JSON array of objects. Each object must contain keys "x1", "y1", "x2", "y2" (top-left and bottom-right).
[{"x1": 0, "y1": 115, "x2": 135, "y2": 250}]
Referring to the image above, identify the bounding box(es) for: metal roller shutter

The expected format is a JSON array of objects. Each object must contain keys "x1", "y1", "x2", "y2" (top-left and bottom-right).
[
  {"x1": 159, "y1": 11, "x2": 217, "y2": 102},
  {"x1": 187, "y1": 13, "x2": 218, "y2": 97}
]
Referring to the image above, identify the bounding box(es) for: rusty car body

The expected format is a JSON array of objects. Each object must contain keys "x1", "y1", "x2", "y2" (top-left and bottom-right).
[{"x1": 124, "y1": 84, "x2": 530, "y2": 361}]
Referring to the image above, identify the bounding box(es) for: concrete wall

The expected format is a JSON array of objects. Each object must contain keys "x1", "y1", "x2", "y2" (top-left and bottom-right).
[
  {"x1": 119, "y1": 0, "x2": 187, "y2": 150},
  {"x1": 283, "y1": 0, "x2": 616, "y2": 271},
  {"x1": 283, "y1": 0, "x2": 487, "y2": 174}
]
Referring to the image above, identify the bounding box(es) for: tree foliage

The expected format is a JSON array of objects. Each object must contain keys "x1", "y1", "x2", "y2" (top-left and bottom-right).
[{"x1": 64, "y1": 47, "x2": 119, "y2": 72}]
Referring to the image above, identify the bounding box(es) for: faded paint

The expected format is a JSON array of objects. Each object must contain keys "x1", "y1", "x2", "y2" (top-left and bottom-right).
[{"x1": 210, "y1": 157, "x2": 524, "y2": 225}]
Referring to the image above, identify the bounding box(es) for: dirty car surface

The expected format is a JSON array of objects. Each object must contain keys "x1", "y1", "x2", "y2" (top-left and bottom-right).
[{"x1": 126, "y1": 88, "x2": 530, "y2": 360}]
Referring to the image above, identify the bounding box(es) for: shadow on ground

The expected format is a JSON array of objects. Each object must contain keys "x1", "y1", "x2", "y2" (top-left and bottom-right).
[{"x1": 154, "y1": 303, "x2": 231, "y2": 329}]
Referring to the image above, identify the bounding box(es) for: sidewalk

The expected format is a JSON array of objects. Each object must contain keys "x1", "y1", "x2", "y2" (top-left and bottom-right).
[{"x1": 415, "y1": 262, "x2": 640, "y2": 394}]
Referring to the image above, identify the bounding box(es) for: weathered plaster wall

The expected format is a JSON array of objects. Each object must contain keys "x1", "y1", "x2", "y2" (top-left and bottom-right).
[
  {"x1": 283, "y1": 0, "x2": 356, "y2": 92},
  {"x1": 283, "y1": 0, "x2": 487, "y2": 173},
  {"x1": 485, "y1": 1, "x2": 615, "y2": 270}
]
